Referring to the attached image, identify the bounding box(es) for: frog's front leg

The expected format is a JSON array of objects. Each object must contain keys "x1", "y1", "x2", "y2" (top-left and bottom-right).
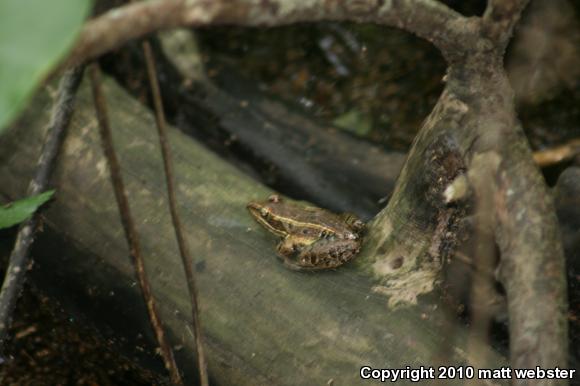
[
  {"x1": 276, "y1": 236, "x2": 296, "y2": 257},
  {"x1": 274, "y1": 237, "x2": 304, "y2": 270},
  {"x1": 340, "y1": 213, "x2": 366, "y2": 233}
]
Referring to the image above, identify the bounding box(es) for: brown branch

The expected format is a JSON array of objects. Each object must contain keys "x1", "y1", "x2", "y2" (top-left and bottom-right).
[
  {"x1": 89, "y1": 64, "x2": 183, "y2": 386},
  {"x1": 465, "y1": 105, "x2": 568, "y2": 377},
  {"x1": 533, "y1": 138, "x2": 580, "y2": 167},
  {"x1": 142, "y1": 40, "x2": 209, "y2": 386},
  {"x1": 66, "y1": 0, "x2": 470, "y2": 68},
  {"x1": 0, "y1": 66, "x2": 84, "y2": 349},
  {"x1": 483, "y1": 0, "x2": 531, "y2": 50},
  {"x1": 493, "y1": 135, "x2": 569, "y2": 375},
  {"x1": 466, "y1": 153, "x2": 500, "y2": 369}
]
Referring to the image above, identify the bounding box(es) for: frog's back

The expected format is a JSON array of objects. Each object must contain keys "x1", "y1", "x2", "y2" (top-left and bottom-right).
[{"x1": 292, "y1": 205, "x2": 355, "y2": 234}]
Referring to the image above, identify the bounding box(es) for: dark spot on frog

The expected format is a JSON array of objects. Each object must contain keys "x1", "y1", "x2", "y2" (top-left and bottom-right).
[{"x1": 391, "y1": 256, "x2": 404, "y2": 269}]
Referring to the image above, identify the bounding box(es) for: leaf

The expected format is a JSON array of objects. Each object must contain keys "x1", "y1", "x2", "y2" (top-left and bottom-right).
[
  {"x1": 0, "y1": 0, "x2": 91, "y2": 132},
  {"x1": 333, "y1": 109, "x2": 373, "y2": 136},
  {"x1": 0, "y1": 190, "x2": 55, "y2": 229}
]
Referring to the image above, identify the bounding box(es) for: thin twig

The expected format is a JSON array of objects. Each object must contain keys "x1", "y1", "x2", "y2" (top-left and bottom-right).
[
  {"x1": 88, "y1": 63, "x2": 183, "y2": 386},
  {"x1": 0, "y1": 66, "x2": 85, "y2": 350},
  {"x1": 142, "y1": 40, "x2": 209, "y2": 386},
  {"x1": 533, "y1": 138, "x2": 580, "y2": 167},
  {"x1": 66, "y1": 0, "x2": 469, "y2": 68}
]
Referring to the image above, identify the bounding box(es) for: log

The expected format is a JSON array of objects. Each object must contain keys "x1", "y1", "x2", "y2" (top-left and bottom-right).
[
  {"x1": 101, "y1": 36, "x2": 407, "y2": 219},
  {"x1": 0, "y1": 75, "x2": 506, "y2": 385}
]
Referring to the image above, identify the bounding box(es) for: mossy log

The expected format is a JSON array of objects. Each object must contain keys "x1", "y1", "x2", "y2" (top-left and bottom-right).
[{"x1": 0, "y1": 76, "x2": 506, "y2": 385}]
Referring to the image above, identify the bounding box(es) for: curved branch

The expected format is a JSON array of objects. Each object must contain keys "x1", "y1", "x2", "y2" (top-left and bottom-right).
[
  {"x1": 66, "y1": 0, "x2": 470, "y2": 68},
  {"x1": 450, "y1": 61, "x2": 568, "y2": 375},
  {"x1": 483, "y1": 0, "x2": 531, "y2": 50},
  {"x1": 492, "y1": 136, "x2": 569, "y2": 373},
  {"x1": 469, "y1": 142, "x2": 568, "y2": 374}
]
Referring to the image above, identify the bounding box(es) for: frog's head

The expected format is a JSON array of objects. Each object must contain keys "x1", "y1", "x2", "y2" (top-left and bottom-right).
[{"x1": 247, "y1": 194, "x2": 289, "y2": 237}]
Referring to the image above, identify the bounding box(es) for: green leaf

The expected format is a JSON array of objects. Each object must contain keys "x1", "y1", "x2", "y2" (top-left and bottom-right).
[
  {"x1": 0, "y1": 0, "x2": 91, "y2": 132},
  {"x1": 0, "y1": 190, "x2": 55, "y2": 229},
  {"x1": 333, "y1": 109, "x2": 373, "y2": 136}
]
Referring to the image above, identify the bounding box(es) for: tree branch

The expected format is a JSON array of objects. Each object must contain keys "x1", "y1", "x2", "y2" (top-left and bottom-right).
[
  {"x1": 0, "y1": 66, "x2": 84, "y2": 350},
  {"x1": 66, "y1": 0, "x2": 469, "y2": 68},
  {"x1": 89, "y1": 64, "x2": 183, "y2": 385},
  {"x1": 492, "y1": 137, "x2": 569, "y2": 374},
  {"x1": 483, "y1": 0, "x2": 531, "y2": 50},
  {"x1": 457, "y1": 65, "x2": 568, "y2": 377},
  {"x1": 142, "y1": 41, "x2": 209, "y2": 386}
]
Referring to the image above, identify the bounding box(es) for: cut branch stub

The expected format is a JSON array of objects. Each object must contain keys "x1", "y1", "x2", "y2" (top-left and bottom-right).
[
  {"x1": 358, "y1": 91, "x2": 470, "y2": 308},
  {"x1": 358, "y1": 37, "x2": 568, "y2": 373}
]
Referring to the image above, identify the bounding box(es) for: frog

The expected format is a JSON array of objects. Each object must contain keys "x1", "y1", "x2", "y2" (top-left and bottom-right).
[{"x1": 246, "y1": 194, "x2": 365, "y2": 270}]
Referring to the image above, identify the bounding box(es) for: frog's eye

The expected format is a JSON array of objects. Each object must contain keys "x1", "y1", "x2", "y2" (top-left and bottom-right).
[{"x1": 320, "y1": 230, "x2": 328, "y2": 238}]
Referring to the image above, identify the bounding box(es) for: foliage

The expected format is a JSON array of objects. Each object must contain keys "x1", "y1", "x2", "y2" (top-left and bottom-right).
[
  {"x1": 0, "y1": 190, "x2": 54, "y2": 229},
  {"x1": 333, "y1": 108, "x2": 372, "y2": 136},
  {"x1": 0, "y1": 0, "x2": 91, "y2": 132}
]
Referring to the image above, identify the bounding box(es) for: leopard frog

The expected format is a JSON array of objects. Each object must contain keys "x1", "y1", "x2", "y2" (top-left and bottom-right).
[{"x1": 247, "y1": 195, "x2": 365, "y2": 270}]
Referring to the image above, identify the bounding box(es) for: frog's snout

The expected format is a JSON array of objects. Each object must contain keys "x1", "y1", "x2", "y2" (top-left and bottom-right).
[{"x1": 246, "y1": 203, "x2": 261, "y2": 219}]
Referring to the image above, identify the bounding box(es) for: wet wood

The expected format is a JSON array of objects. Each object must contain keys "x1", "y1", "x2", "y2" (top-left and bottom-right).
[{"x1": 0, "y1": 76, "x2": 507, "y2": 385}]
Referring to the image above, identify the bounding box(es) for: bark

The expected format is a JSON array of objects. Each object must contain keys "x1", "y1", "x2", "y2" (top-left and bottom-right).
[
  {"x1": 355, "y1": 4, "x2": 569, "y2": 379},
  {"x1": 359, "y1": 52, "x2": 567, "y2": 385},
  {"x1": 66, "y1": 0, "x2": 472, "y2": 69},
  {"x1": 0, "y1": 76, "x2": 507, "y2": 385}
]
